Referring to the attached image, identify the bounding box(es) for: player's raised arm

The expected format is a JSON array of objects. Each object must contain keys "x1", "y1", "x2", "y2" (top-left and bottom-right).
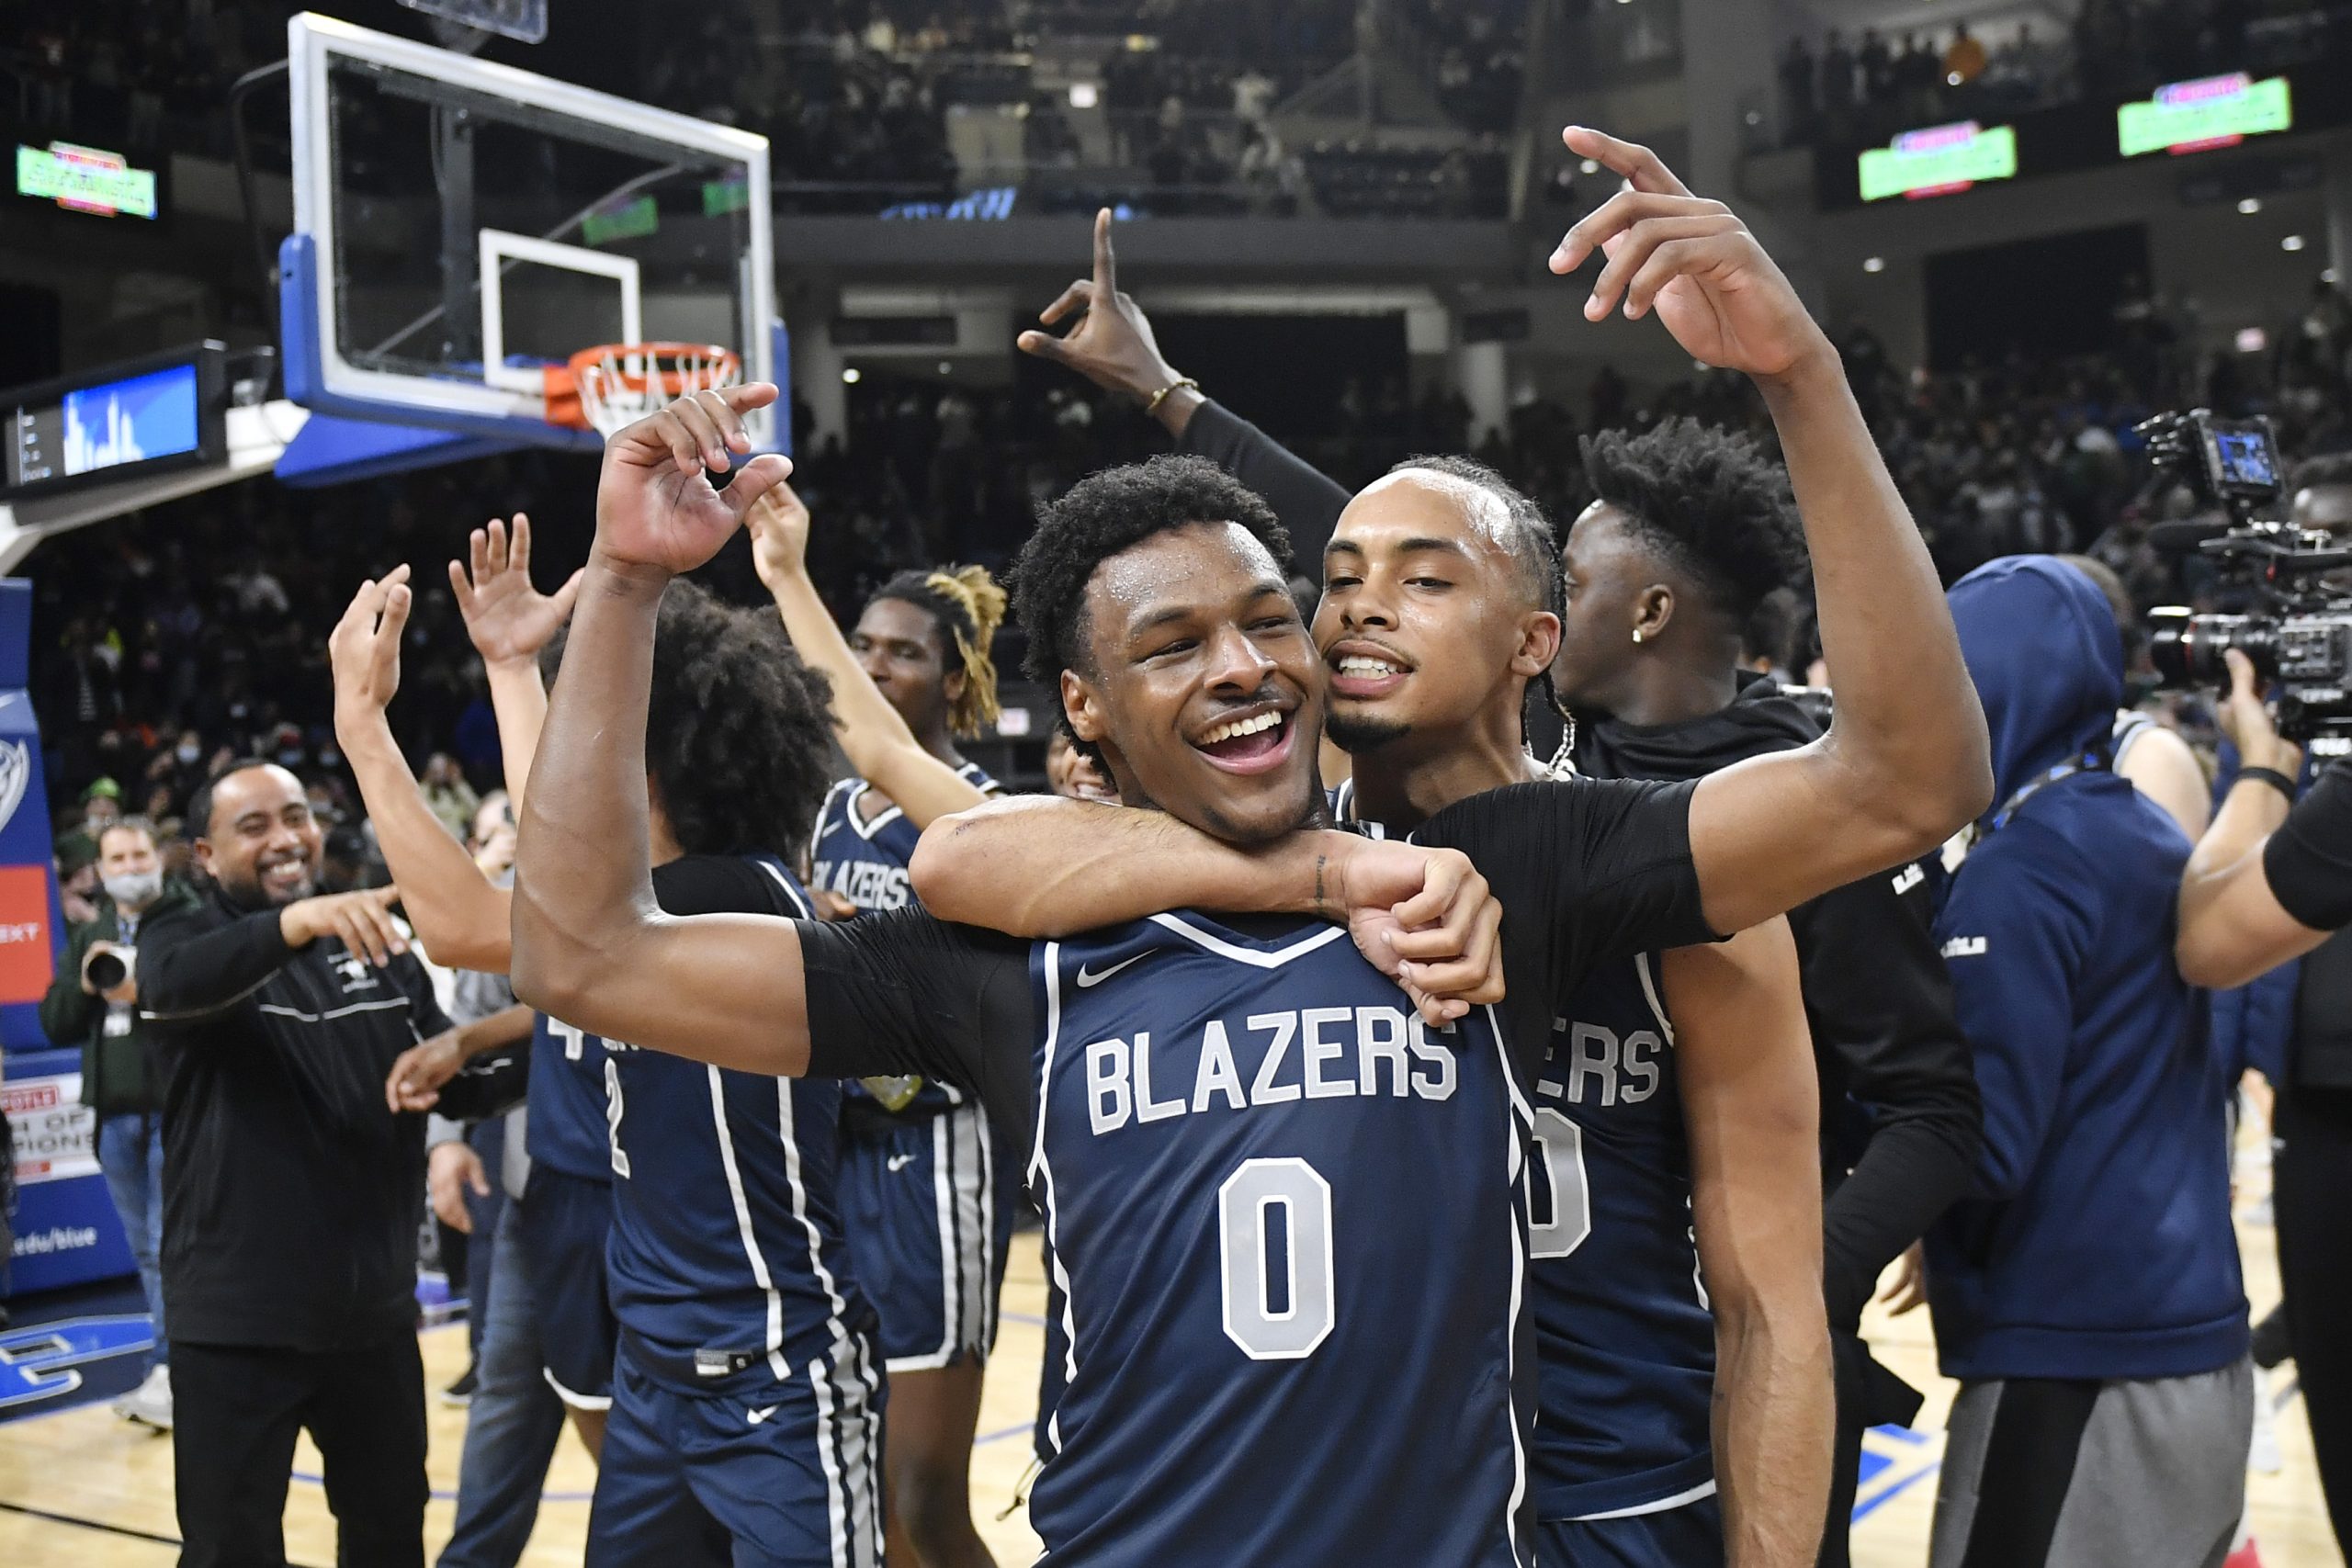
[
  {"x1": 450, "y1": 512, "x2": 581, "y2": 810},
  {"x1": 1665, "y1": 919, "x2": 1831, "y2": 1566},
  {"x1": 329, "y1": 568, "x2": 515, "y2": 972},
  {"x1": 745, "y1": 479, "x2": 987, "y2": 828},
  {"x1": 1548, "y1": 129, "x2": 1991, "y2": 933},
  {"x1": 508, "y1": 386, "x2": 817, "y2": 1075}
]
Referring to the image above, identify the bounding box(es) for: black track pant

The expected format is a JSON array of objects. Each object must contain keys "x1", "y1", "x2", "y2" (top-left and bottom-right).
[
  {"x1": 172, "y1": 1335, "x2": 427, "y2": 1568},
  {"x1": 2276, "y1": 1083, "x2": 2352, "y2": 1553}
]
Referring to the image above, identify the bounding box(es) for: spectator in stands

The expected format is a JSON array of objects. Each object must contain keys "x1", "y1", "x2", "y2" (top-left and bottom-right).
[
  {"x1": 1778, "y1": 34, "x2": 1815, "y2": 144},
  {"x1": 40, "y1": 815, "x2": 196, "y2": 1431},
  {"x1": 422, "y1": 752, "x2": 481, "y2": 842}
]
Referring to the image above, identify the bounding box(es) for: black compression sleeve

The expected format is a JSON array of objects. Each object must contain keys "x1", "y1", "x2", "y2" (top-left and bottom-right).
[
  {"x1": 1176, "y1": 400, "x2": 1353, "y2": 564},
  {"x1": 797, "y1": 911, "x2": 1039, "y2": 1142},
  {"x1": 2266, "y1": 764, "x2": 2352, "y2": 931}
]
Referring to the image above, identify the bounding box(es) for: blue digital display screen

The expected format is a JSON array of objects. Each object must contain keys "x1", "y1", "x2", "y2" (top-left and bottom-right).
[{"x1": 9, "y1": 362, "x2": 201, "y2": 490}]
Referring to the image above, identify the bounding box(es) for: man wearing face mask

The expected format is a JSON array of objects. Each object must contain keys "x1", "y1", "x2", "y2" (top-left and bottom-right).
[{"x1": 40, "y1": 815, "x2": 197, "y2": 1429}]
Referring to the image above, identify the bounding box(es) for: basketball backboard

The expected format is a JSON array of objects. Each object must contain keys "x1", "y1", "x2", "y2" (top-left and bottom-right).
[{"x1": 281, "y1": 13, "x2": 778, "y2": 453}]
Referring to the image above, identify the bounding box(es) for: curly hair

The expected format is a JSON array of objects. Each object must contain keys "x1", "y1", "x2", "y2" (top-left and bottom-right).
[
  {"x1": 1385, "y1": 454, "x2": 1560, "y2": 618},
  {"x1": 541, "y1": 580, "x2": 837, "y2": 861},
  {"x1": 870, "y1": 565, "x2": 1008, "y2": 739},
  {"x1": 1580, "y1": 417, "x2": 1804, "y2": 619},
  {"x1": 1014, "y1": 456, "x2": 1292, "y2": 691}
]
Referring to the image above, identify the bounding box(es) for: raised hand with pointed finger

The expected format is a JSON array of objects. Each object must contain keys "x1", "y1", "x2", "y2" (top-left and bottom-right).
[
  {"x1": 1548, "y1": 126, "x2": 1830, "y2": 383},
  {"x1": 1015, "y1": 208, "x2": 1193, "y2": 417},
  {"x1": 451, "y1": 513, "x2": 584, "y2": 670},
  {"x1": 594, "y1": 385, "x2": 795, "y2": 578}
]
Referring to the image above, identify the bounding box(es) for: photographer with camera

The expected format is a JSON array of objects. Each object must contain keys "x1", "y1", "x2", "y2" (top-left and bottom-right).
[
  {"x1": 39, "y1": 815, "x2": 197, "y2": 1430},
  {"x1": 2177, "y1": 644, "x2": 2352, "y2": 1551}
]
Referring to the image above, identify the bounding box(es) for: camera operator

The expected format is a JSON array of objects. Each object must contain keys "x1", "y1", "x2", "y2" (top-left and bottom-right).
[
  {"x1": 2177, "y1": 647, "x2": 2352, "y2": 1551},
  {"x1": 39, "y1": 815, "x2": 197, "y2": 1429},
  {"x1": 137, "y1": 759, "x2": 514, "y2": 1567}
]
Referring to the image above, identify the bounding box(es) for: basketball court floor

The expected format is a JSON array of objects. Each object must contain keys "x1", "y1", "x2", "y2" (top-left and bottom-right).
[{"x1": 0, "y1": 1134, "x2": 2339, "y2": 1567}]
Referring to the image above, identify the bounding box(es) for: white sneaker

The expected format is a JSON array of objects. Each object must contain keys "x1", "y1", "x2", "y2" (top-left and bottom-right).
[{"x1": 113, "y1": 1365, "x2": 173, "y2": 1432}]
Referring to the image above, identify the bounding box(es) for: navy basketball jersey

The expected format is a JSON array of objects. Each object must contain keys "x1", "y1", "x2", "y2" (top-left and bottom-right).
[
  {"x1": 809, "y1": 762, "x2": 998, "y2": 1114},
  {"x1": 528, "y1": 1011, "x2": 621, "y2": 1184},
  {"x1": 601, "y1": 854, "x2": 878, "y2": 1398},
  {"x1": 1530, "y1": 953, "x2": 1717, "y2": 1521},
  {"x1": 1029, "y1": 912, "x2": 1533, "y2": 1567},
  {"x1": 1329, "y1": 774, "x2": 1715, "y2": 1522}
]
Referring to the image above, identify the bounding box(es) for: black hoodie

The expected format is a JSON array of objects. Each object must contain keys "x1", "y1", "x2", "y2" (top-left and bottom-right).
[{"x1": 1574, "y1": 673, "x2": 1982, "y2": 1334}]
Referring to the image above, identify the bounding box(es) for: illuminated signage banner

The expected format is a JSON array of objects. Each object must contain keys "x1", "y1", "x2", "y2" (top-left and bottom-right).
[
  {"x1": 2118, "y1": 73, "x2": 2291, "y2": 157},
  {"x1": 1858, "y1": 122, "x2": 2018, "y2": 202},
  {"x1": 14, "y1": 141, "x2": 157, "y2": 219}
]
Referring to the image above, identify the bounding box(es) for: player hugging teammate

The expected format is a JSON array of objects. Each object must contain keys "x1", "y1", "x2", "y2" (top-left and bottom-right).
[{"x1": 508, "y1": 128, "x2": 1997, "y2": 1568}]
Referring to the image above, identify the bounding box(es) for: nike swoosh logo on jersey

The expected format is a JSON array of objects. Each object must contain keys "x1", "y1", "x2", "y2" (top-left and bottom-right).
[
  {"x1": 888, "y1": 1152, "x2": 917, "y2": 1172},
  {"x1": 748, "y1": 1404, "x2": 779, "y2": 1426},
  {"x1": 1075, "y1": 953, "x2": 1148, "y2": 988}
]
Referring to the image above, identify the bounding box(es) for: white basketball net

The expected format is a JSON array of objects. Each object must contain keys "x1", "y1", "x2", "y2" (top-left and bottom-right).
[{"x1": 572, "y1": 344, "x2": 742, "y2": 438}]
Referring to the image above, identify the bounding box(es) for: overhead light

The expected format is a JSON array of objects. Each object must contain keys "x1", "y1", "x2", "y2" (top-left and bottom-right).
[
  {"x1": 2326, "y1": 267, "x2": 2342, "y2": 284},
  {"x1": 2283, "y1": 234, "x2": 2307, "y2": 252},
  {"x1": 2236, "y1": 327, "x2": 2267, "y2": 354},
  {"x1": 1069, "y1": 82, "x2": 1098, "y2": 109},
  {"x1": 2238, "y1": 197, "x2": 2263, "y2": 214},
  {"x1": 1744, "y1": 109, "x2": 1761, "y2": 126},
  {"x1": 938, "y1": 360, "x2": 952, "y2": 375},
  {"x1": 1863, "y1": 255, "x2": 1886, "y2": 273},
  {"x1": 841, "y1": 367, "x2": 861, "y2": 384},
  {"x1": 1578, "y1": 158, "x2": 1600, "y2": 175},
  {"x1": 1947, "y1": 72, "x2": 1962, "y2": 87}
]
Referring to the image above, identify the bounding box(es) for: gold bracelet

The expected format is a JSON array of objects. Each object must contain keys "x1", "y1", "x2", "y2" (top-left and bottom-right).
[{"x1": 1143, "y1": 378, "x2": 1199, "y2": 416}]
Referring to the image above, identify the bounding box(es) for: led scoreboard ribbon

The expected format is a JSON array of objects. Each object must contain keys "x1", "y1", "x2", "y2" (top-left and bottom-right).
[
  {"x1": 1858, "y1": 120, "x2": 2019, "y2": 203},
  {"x1": 14, "y1": 141, "x2": 158, "y2": 220},
  {"x1": 2118, "y1": 73, "x2": 2292, "y2": 158}
]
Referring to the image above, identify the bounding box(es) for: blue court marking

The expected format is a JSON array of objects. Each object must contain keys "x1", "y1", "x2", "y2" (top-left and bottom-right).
[
  {"x1": 974, "y1": 1421, "x2": 1032, "y2": 1447},
  {"x1": 1851, "y1": 1461, "x2": 1940, "y2": 1523},
  {"x1": 1001, "y1": 1311, "x2": 1049, "y2": 1327}
]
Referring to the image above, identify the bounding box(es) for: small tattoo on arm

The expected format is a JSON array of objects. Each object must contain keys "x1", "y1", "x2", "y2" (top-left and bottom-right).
[{"x1": 1314, "y1": 852, "x2": 1328, "y2": 919}]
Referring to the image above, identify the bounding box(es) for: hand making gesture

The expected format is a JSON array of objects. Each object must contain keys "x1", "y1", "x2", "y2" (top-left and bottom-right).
[
  {"x1": 329, "y1": 566, "x2": 413, "y2": 732},
  {"x1": 451, "y1": 513, "x2": 582, "y2": 671},
  {"x1": 594, "y1": 384, "x2": 794, "y2": 578},
  {"x1": 744, "y1": 478, "x2": 813, "y2": 595},
  {"x1": 1016, "y1": 209, "x2": 1195, "y2": 420},
  {"x1": 1551, "y1": 126, "x2": 1830, "y2": 383}
]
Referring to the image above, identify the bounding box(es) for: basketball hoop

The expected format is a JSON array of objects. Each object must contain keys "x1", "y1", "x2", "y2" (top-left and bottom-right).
[{"x1": 545, "y1": 342, "x2": 743, "y2": 437}]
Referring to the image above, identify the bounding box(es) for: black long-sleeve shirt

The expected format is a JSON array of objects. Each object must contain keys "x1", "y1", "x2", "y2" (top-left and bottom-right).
[{"x1": 140, "y1": 886, "x2": 453, "y2": 1352}]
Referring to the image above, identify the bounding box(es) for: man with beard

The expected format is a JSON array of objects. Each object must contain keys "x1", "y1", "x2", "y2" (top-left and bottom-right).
[{"x1": 136, "y1": 761, "x2": 513, "y2": 1567}]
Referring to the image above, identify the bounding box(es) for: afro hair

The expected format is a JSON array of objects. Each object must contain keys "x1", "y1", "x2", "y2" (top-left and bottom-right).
[
  {"x1": 1580, "y1": 417, "x2": 1804, "y2": 620},
  {"x1": 1013, "y1": 455, "x2": 1292, "y2": 691},
  {"x1": 541, "y1": 579, "x2": 837, "y2": 862}
]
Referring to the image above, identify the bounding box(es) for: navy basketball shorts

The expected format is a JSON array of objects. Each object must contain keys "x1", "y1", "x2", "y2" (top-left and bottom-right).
[
  {"x1": 586, "y1": 1343, "x2": 885, "y2": 1568},
  {"x1": 1537, "y1": 1494, "x2": 1724, "y2": 1568},
  {"x1": 836, "y1": 1101, "x2": 1016, "y2": 1372},
  {"x1": 516, "y1": 1165, "x2": 618, "y2": 1409}
]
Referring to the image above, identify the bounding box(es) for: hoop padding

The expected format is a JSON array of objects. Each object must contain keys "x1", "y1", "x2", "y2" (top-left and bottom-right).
[{"x1": 546, "y1": 342, "x2": 743, "y2": 435}]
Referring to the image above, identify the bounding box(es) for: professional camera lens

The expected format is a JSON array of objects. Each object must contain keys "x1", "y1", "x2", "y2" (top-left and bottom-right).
[
  {"x1": 86, "y1": 949, "x2": 130, "y2": 990},
  {"x1": 2149, "y1": 610, "x2": 2274, "y2": 689}
]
